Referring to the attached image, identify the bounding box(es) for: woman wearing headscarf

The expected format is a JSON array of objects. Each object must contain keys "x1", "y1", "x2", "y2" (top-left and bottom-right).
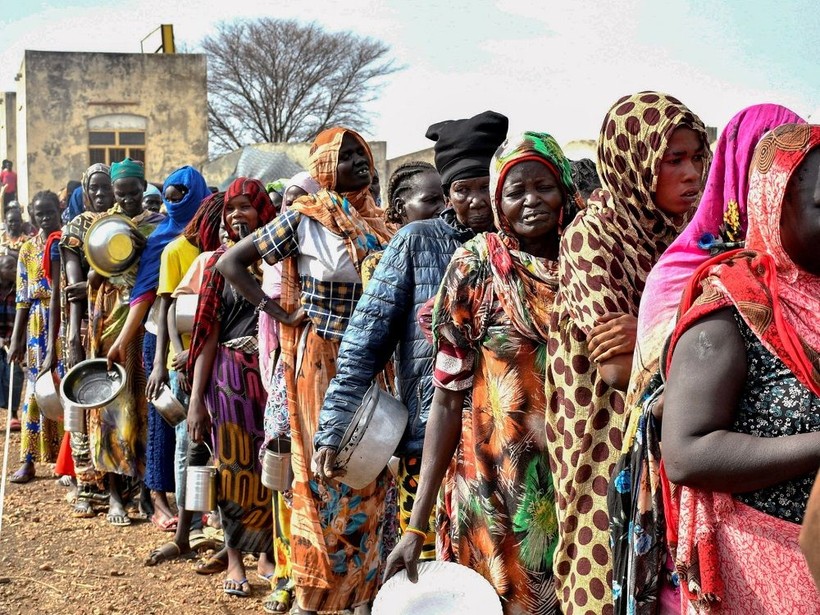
[
  {"x1": 106, "y1": 165, "x2": 208, "y2": 529},
  {"x1": 61, "y1": 158, "x2": 164, "y2": 525},
  {"x1": 608, "y1": 103, "x2": 805, "y2": 615},
  {"x1": 547, "y1": 92, "x2": 710, "y2": 615},
  {"x1": 216, "y1": 128, "x2": 394, "y2": 614},
  {"x1": 186, "y1": 177, "x2": 277, "y2": 598},
  {"x1": 662, "y1": 123, "x2": 820, "y2": 614},
  {"x1": 384, "y1": 131, "x2": 580, "y2": 614},
  {"x1": 282, "y1": 171, "x2": 321, "y2": 210},
  {"x1": 58, "y1": 162, "x2": 115, "y2": 517}
]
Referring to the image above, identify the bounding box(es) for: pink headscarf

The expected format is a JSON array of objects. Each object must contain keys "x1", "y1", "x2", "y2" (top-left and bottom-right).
[{"x1": 627, "y1": 104, "x2": 805, "y2": 412}]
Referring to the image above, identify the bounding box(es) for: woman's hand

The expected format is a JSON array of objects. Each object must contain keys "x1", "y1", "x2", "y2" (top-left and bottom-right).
[
  {"x1": 130, "y1": 229, "x2": 147, "y2": 251},
  {"x1": 170, "y1": 349, "x2": 189, "y2": 372},
  {"x1": 67, "y1": 337, "x2": 85, "y2": 368},
  {"x1": 383, "y1": 532, "x2": 425, "y2": 584},
  {"x1": 312, "y1": 446, "x2": 344, "y2": 483},
  {"x1": 41, "y1": 347, "x2": 57, "y2": 373},
  {"x1": 587, "y1": 312, "x2": 638, "y2": 363},
  {"x1": 187, "y1": 396, "x2": 210, "y2": 444},
  {"x1": 146, "y1": 363, "x2": 168, "y2": 402},
  {"x1": 64, "y1": 281, "x2": 88, "y2": 303},
  {"x1": 106, "y1": 339, "x2": 125, "y2": 370},
  {"x1": 282, "y1": 306, "x2": 306, "y2": 328},
  {"x1": 7, "y1": 338, "x2": 24, "y2": 364}
]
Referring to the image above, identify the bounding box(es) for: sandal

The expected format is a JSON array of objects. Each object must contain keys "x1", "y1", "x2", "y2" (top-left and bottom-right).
[
  {"x1": 189, "y1": 532, "x2": 220, "y2": 553},
  {"x1": 72, "y1": 499, "x2": 95, "y2": 518},
  {"x1": 106, "y1": 513, "x2": 132, "y2": 527},
  {"x1": 144, "y1": 542, "x2": 195, "y2": 566},
  {"x1": 223, "y1": 577, "x2": 250, "y2": 597},
  {"x1": 150, "y1": 514, "x2": 178, "y2": 532},
  {"x1": 194, "y1": 555, "x2": 228, "y2": 575},
  {"x1": 263, "y1": 587, "x2": 294, "y2": 614}
]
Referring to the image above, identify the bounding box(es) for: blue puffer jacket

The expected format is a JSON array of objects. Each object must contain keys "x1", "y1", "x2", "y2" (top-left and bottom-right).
[{"x1": 315, "y1": 210, "x2": 474, "y2": 457}]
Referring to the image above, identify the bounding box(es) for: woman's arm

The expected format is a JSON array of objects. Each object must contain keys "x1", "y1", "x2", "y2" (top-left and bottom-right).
[
  {"x1": 216, "y1": 236, "x2": 298, "y2": 325},
  {"x1": 187, "y1": 323, "x2": 220, "y2": 444},
  {"x1": 63, "y1": 249, "x2": 87, "y2": 368},
  {"x1": 7, "y1": 307, "x2": 29, "y2": 364},
  {"x1": 146, "y1": 294, "x2": 172, "y2": 401},
  {"x1": 587, "y1": 312, "x2": 638, "y2": 391},
  {"x1": 106, "y1": 300, "x2": 151, "y2": 369},
  {"x1": 42, "y1": 254, "x2": 61, "y2": 372},
  {"x1": 663, "y1": 308, "x2": 820, "y2": 492},
  {"x1": 383, "y1": 387, "x2": 466, "y2": 582}
]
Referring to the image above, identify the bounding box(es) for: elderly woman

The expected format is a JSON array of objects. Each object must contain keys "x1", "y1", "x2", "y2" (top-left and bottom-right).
[
  {"x1": 385, "y1": 132, "x2": 581, "y2": 614},
  {"x1": 608, "y1": 103, "x2": 805, "y2": 615},
  {"x1": 662, "y1": 124, "x2": 820, "y2": 614},
  {"x1": 217, "y1": 128, "x2": 394, "y2": 615},
  {"x1": 547, "y1": 92, "x2": 710, "y2": 615},
  {"x1": 185, "y1": 178, "x2": 277, "y2": 597}
]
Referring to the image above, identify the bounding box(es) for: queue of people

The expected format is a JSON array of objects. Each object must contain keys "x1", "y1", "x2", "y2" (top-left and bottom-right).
[{"x1": 2, "y1": 92, "x2": 819, "y2": 615}]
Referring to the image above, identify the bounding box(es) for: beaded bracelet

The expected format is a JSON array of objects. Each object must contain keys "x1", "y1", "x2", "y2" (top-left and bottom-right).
[
  {"x1": 405, "y1": 525, "x2": 428, "y2": 539},
  {"x1": 255, "y1": 296, "x2": 269, "y2": 315}
]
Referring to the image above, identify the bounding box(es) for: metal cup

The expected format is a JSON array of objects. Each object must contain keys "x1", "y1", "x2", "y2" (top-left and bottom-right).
[
  {"x1": 184, "y1": 465, "x2": 218, "y2": 512},
  {"x1": 63, "y1": 403, "x2": 85, "y2": 433},
  {"x1": 261, "y1": 439, "x2": 293, "y2": 492}
]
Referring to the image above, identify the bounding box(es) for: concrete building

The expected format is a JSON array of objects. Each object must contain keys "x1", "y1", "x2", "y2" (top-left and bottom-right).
[{"x1": 8, "y1": 50, "x2": 208, "y2": 205}]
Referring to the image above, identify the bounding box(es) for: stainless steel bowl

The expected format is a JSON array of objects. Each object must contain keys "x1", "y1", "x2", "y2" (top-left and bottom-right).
[
  {"x1": 34, "y1": 369, "x2": 63, "y2": 422},
  {"x1": 150, "y1": 383, "x2": 187, "y2": 427},
  {"x1": 60, "y1": 359, "x2": 128, "y2": 409},
  {"x1": 174, "y1": 294, "x2": 198, "y2": 334},
  {"x1": 84, "y1": 214, "x2": 138, "y2": 276}
]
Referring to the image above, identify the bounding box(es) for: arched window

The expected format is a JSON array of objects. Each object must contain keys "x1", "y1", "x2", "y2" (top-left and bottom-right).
[{"x1": 88, "y1": 114, "x2": 147, "y2": 165}]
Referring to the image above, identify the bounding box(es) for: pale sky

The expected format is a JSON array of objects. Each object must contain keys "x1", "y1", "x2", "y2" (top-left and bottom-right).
[{"x1": 1, "y1": 0, "x2": 818, "y2": 158}]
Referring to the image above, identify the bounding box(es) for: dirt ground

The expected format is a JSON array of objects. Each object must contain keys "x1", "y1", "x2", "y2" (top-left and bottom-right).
[{"x1": 0, "y1": 418, "x2": 279, "y2": 615}]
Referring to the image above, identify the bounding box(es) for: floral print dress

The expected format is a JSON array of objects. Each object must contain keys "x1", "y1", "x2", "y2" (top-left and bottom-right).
[{"x1": 433, "y1": 245, "x2": 559, "y2": 615}]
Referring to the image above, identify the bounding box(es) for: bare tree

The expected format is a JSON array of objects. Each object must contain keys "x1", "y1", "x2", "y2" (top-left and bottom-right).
[{"x1": 203, "y1": 18, "x2": 399, "y2": 155}]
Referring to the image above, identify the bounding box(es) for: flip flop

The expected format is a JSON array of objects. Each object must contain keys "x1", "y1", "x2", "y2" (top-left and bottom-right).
[
  {"x1": 223, "y1": 577, "x2": 251, "y2": 597},
  {"x1": 106, "y1": 513, "x2": 132, "y2": 527},
  {"x1": 189, "y1": 532, "x2": 220, "y2": 553},
  {"x1": 257, "y1": 571, "x2": 275, "y2": 583},
  {"x1": 144, "y1": 542, "x2": 195, "y2": 566},
  {"x1": 72, "y1": 500, "x2": 96, "y2": 519},
  {"x1": 194, "y1": 555, "x2": 228, "y2": 575},
  {"x1": 150, "y1": 514, "x2": 178, "y2": 532},
  {"x1": 263, "y1": 588, "x2": 294, "y2": 614},
  {"x1": 9, "y1": 467, "x2": 34, "y2": 484}
]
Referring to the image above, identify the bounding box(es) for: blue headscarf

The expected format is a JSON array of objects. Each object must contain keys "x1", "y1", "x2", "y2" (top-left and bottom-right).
[{"x1": 130, "y1": 165, "x2": 209, "y2": 305}]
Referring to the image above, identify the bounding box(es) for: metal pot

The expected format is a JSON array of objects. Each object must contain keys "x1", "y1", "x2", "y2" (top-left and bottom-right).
[
  {"x1": 60, "y1": 360, "x2": 133, "y2": 426},
  {"x1": 63, "y1": 403, "x2": 85, "y2": 433},
  {"x1": 261, "y1": 439, "x2": 293, "y2": 492},
  {"x1": 150, "y1": 383, "x2": 186, "y2": 427},
  {"x1": 185, "y1": 465, "x2": 218, "y2": 512},
  {"x1": 34, "y1": 369, "x2": 63, "y2": 422},
  {"x1": 84, "y1": 214, "x2": 138, "y2": 277},
  {"x1": 174, "y1": 294, "x2": 198, "y2": 334},
  {"x1": 334, "y1": 382, "x2": 409, "y2": 489}
]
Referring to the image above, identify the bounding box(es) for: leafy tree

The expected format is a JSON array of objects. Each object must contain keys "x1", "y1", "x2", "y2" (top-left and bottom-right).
[{"x1": 203, "y1": 18, "x2": 398, "y2": 155}]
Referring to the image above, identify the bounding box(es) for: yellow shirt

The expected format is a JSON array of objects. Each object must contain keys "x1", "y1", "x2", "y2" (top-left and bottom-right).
[{"x1": 158, "y1": 236, "x2": 200, "y2": 369}]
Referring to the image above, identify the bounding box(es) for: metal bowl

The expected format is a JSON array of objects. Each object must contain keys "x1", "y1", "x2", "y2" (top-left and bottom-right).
[
  {"x1": 174, "y1": 294, "x2": 198, "y2": 334},
  {"x1": 84, "y1": 214, "x2": 138, "y2": 276},
  {"x1": 60, "y1": 359, "x2": 128, "y2": 410},
  {"x1": 150, "y1": 383, "x2": 187, "y2": 427},
  {"x1": 34, "y1": 369, "x2": 63, "y2": 422}
]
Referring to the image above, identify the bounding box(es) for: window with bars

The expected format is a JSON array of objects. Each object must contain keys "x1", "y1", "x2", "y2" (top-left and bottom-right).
[{"x1": 89, "y1": 131, "x2": 146, "y2": 166}]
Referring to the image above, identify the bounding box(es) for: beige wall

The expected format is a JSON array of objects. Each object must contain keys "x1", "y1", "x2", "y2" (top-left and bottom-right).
[
  {"x1": 0, "y1": 92, "x2": 16, "y2": 166},
  {"x1": 17, "y1": 50, "x2": 208, "y2": 204}
]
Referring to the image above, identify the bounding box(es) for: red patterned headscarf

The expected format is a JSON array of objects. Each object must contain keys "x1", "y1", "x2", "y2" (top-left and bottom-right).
[{"x1": 223, "y1": 177, "x2": 276, "y2": 242}]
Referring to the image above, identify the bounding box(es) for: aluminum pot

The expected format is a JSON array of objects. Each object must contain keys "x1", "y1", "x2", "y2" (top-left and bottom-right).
[
  {"x1": 34, "y1": 369, "x2": 63, "y2": 422},
  {"x1": 185, "y1": 465, "x2": 218, "y2": 512},
  {"x1": 174, "y1": 294, "x2": 198, "y2": 334},
  {"x1": 63, "y1": 403, "x2": 85, "y2": 433},
  {"x1": 84, "y1": 214, "x2": 138, "y2": 277},
  {"x1": 150, "y1": 383, "x2": 186, "y2": 427},
  {"x1": 261, "y1": 439, "x2": 293, "y2": 492},
  {"x1": 60, "y1": 360, "x2": 133, "y2": 431},
  {"x1": 334, "y1": 382, "x2": 409, "y2": 489}
]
